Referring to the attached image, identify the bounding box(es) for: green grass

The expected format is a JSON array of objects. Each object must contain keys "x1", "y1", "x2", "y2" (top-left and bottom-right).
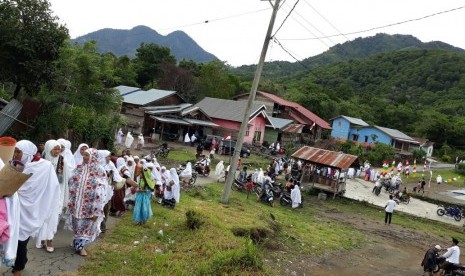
[
  {"x1": 78, "y1": 185, "x2": 364, "y2": 275},
  {"x1": 323, "y1": 197, "x2": 465, "y2": 241},
  {"x1": 165, "y1": 149, "x2": 195, "y2": 163},
  {"x1": 403, "y1": 168, "x2": 464, "y2": 188}
]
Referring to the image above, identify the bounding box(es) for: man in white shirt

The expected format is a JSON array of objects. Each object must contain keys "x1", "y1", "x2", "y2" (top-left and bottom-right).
[
  {"x1": 384, "y1": 195, "x2": 396, "y2": 225},
  {"x1": 443, "y1": 238, "x2": 460, "y2": 265},
  {"x1": 436, "y1": 175, "x2": 442, "y2": 192}
]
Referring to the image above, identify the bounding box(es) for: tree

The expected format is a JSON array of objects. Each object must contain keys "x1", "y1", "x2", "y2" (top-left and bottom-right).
[
  {"x1": 114, "y1": 55, "x2": 138, "y2": 87},
  {"x1": 194, "y1": 60, "x2": 239, "y2": 99},
  {"x1": 0, "y1": 0, "x2": 68, "y2": 98},
  {"x1": 134, "y1": 43, "x2": 176, "y2": 88},
  {"x1": 158, "y1": 63, "x2": 197, "y2": 102},
  {"x1": 28, "y1": 41, "x2": 123, "y2": 147}
]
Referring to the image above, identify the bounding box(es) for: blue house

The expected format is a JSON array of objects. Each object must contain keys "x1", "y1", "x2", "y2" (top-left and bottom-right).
[
  {"x1": 330, "y1": 115, "x2": 420, "y2": 153},
  {"x1": 330, "y1": 115, "x2": 369, "y2": 140}
]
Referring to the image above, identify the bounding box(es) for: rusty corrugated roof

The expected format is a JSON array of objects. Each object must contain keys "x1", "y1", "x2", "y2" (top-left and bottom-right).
[
  {"x1": 282, "y1": 123, "x2": 305, "y2": 133},
  {"x1": 291, "y1": 146, "x2": 358, "y2": 170}
]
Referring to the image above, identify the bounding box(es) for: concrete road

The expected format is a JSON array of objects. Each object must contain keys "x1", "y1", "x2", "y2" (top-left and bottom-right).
[
  {"x1": 0, "y1": 218, "x2": 116, "y2": 276},
  {"x1": 344, "y1": 178, "x2": 464, "y2": 227}
]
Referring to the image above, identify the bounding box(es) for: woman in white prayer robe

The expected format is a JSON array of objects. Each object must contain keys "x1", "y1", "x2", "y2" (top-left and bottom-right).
[
  {"x1": 215, "y1": 160, "x2": 225, "y2": 182},
  {"x1": 116, "y1": 128, "x2": 124, "y2": 144},
  {"x1": 125, "y1": 132, "x2": 134, "y2": 149},
  {"x1": 73, "y1": 143, "x2": 89, "y2": 167},
  {"x1": 35, "y1": 140, "x2": 68, "y2": 252},
  {"x1": 12, "y1": 140, "x2": 60, "y2": 275},
  {"x1": 291, "y1": 184, "x2": 302, "y2": 209}
]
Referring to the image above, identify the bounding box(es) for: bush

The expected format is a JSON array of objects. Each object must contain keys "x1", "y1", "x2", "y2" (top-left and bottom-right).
[
  {"x1": 456, "y1": 163, "x2": 465, "y2": 176},
  {"x1": 185, "y1": 210, "x2": 204, "y2": 230},
  {"x1": 441, "y1": 154, "x2": 452, "y2": 163}
]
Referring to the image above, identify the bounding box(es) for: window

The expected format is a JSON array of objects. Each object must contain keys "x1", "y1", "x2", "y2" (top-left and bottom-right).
[
  {"x1": 338, "y1": 121, "x2": 342, "y2": 126},
  {"x1": 253, "y1": 131, "x2": 262, "y2": 143},
  {"x1": 364, "y1": 136, "x2": 368, "y2": 142},
  {"x1": 245, "y1": 126, "x2": 250, "y2": 136},
  {"x1": 352, "y1": 134, "x2": 359, "y2": 141}
]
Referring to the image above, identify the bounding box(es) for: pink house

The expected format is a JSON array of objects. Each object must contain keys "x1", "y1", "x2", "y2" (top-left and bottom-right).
[{"x1": 195, "y1": 97, "x2": 273, "y2": 144}]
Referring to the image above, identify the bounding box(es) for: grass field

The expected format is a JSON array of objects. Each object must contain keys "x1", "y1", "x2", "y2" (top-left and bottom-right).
[
  {"x1": 78, "y1": 185, "x2": 364, "y2": 275},
  {"x1": 76, "y1": 183, "x2": 465, "y2": 275},
  {"x1": 402, "y1": 168, "x2": 464, "y2": 188}
]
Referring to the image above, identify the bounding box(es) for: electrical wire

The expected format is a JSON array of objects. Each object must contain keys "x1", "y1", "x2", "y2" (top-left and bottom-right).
[
  {"x1": 272, "y1": 0, "x2": 300, "y2": 38},
  {"x1": 274, "y1": 38, "x2": 323, "y2": 79},
  {"x1": 281, "y1": 3, "x2": 333, "y2": 47},
  {"x1": 301, "y1": 0, "x2": 350, "y2": 41},
  {"x1": 157, "y1": 8, "x2": 271, "y2": 32},
  {"x1": 280, "y1": 5, "x2": 465, "y2": 41}
]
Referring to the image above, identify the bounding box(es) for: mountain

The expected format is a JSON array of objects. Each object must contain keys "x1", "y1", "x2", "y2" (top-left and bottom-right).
[
  {"x1": 231, "y1": 33, "x2": 465, "y2": 79},
  {"x1": 71, "y1": 25, "x2": 217, "y2": 63},
  {"x1": 277, "y1": 48, "x2": 465, "y2": 148}
]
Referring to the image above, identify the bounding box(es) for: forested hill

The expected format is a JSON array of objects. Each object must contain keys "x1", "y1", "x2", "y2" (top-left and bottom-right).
[
  {"x1": 71, "y1": 25, "x2": 217, "y2": 63},
  {"x1": 279, "y1": 48, "x2": 465, "y2": 149},
  {"x1": 231, "y1": 33, "x2": 465, "y2": 79}
]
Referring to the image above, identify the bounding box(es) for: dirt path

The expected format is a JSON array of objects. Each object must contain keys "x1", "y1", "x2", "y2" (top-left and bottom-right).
[{"x1": 306, "y1": 218, "x2": 428, "y2": 275}]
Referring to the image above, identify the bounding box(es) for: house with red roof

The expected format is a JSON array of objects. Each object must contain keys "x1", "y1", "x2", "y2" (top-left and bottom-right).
[
  {"x1": 234, "y1": 91, "x2": 331, "y2": 144},
  {"x1": 194, "y1": 97, "x2": 273, "y2": 145}
]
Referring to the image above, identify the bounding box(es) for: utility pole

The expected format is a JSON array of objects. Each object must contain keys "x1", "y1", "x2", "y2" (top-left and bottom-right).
[{"x1": 221, "y1": 0, "x2": 281, "y2": 204}]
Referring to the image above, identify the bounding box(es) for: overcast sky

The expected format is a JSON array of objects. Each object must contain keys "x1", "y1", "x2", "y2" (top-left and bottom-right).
[{"x1": 48, "y1": 0, "x2": 465, "y2": 66}]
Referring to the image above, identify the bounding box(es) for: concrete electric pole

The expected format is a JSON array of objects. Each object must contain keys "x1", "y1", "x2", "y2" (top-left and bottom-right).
[{"x1": 221, "y1": 0, "x2": 282, "y2": 204}]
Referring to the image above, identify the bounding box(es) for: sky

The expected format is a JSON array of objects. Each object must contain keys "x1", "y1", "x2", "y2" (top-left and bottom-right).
[{"x1": 48, "y1": 0, "x2": 465, "y2": 67}]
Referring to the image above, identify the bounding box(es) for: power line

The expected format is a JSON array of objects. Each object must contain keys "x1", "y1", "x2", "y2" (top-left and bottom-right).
[
  {"x1": 74, "y1": 8, "x2": 272, "y2": 41},
  {"x1": 272, "y1": 37, "x2": 324, "y2": 80},
  {"x1": 301, "y1": 0, "x2": 350, "y2": 41},
  {"x1": 279, "y1": 5, "x2": 465, "y2": 41},
  {"x1": 272, "y1": 0, "x2": 300, "y2": 38},
  {"x1": 157, "y1": 7, "x2": 271, "y2": 32},
  {"x1": 282, "y1": 2, "x2": 333, "y2": 47}
]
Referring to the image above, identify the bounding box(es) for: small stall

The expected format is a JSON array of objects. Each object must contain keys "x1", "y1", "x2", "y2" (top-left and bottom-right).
[{"x1": 292, "y1": 146, "x2": 358, "y2": 199}]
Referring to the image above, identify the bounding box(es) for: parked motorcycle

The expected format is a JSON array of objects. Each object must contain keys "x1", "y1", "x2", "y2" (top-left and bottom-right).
[
  {"x1": 152, "y1": 143, "x2": 170, "y2": 158},
  {"x1": 280, "y1": 191, "x2": 292, "y2": 206},
  {"x1": 254, "y1": 184, "x2": 274, "y2": 207},
  {"x1": 233, "y1": 174, "x2": 255, "y2": 193},
  {"x1": 437, "y1": 205, "x2": 462, "y2": 221}
]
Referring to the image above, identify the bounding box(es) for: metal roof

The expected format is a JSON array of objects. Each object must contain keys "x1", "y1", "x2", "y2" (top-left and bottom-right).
[
  {"x1": 123, "y1": 89, "x2": 176, "y2": 106},
  {"x1": 195, "y1": 97, "x2": 266, "y2": 123},
  {"x1": 145, "y1": 103, "x2": 193, "y2": 115},
  {"x1": 292, "y1": 146, "x2": 358, "y2": 170},
  {"x1": 336, "y1": 115, "x2": 369, "y2": 126},
  {"x1": 252, "y1": 91, "x2": 331, "y2": 129},
  {"x1": 184, "y1": 118, "x2": 219, "y2": 128},
  {"x1": 267, "y1": 117, "x2": 293, "y2": 129},
  {"x1": 114, "y1": 85, "x2": 141, "y2": 96},
  {"x1": 373, "y1": 125, "x2": 416, "y2": 142},
  {"x1": 282, "y1": 123, "x2": 305, "y2": 133},
  {"x1": 151, "y1": 116, "x2": 191, "y2": 125},
  {"x1": 0, "y1": 99, "x2": 23, "y2": 136}
]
